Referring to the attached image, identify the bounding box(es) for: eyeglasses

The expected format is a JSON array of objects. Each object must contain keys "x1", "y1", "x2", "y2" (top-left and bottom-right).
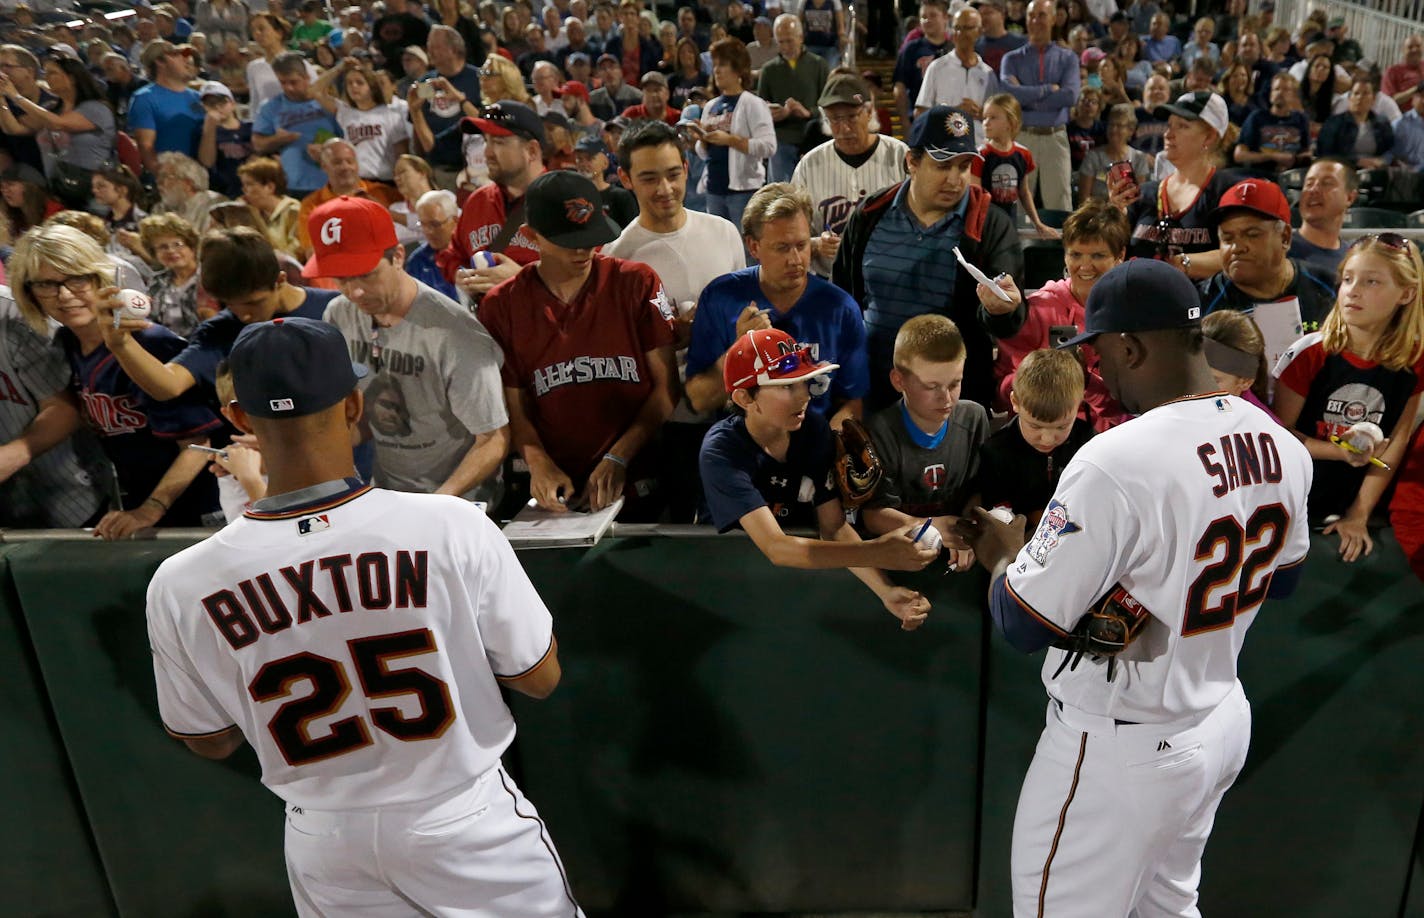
[
  {"x1": 28, "y1": 275, "x2": 96, "y2": 299},
  {"x1": 1354, "y1": 231, "x2": 1413, "y2": 252}
]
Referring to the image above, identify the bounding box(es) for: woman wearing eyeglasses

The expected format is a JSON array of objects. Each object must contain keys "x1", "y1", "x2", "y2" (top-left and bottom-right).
[
  {"x1": 9, "y1": 224, "x2": 223, "y2": 538},
  {"x1": 139, "y1": 214, "x2": 208, "y2": 336}
]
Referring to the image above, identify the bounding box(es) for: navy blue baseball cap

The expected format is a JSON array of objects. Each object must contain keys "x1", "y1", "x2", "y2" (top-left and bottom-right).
[
  {"x1": 231, "y1": 317, "x2": 368, "y2": 419},
  {"x1": 1057, "y1": 258, "x2": 1203, "y2": 348},
  {"x1": 907, "y1": 105, "x2": 982, "y2": 162}
]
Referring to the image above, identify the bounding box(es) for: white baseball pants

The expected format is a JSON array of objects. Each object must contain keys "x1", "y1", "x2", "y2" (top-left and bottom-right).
[
  {"x1": 1011, "y1": 680, "x2": 1251, "y2": 918},
  {"x1": 284, "y1": 765, "x2": 583, "y2": 917}
]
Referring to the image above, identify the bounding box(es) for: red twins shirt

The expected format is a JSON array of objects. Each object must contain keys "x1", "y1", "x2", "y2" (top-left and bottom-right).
[
  {"x1": 446, "y1": 182, "x2": 543, "y2": 281},
  {"x1": 479, "y1": 254, "x2": 676, "y2": 484}
]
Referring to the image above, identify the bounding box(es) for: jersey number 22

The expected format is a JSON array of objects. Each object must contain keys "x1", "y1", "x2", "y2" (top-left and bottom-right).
[{"x1": 1183, "y1": 503, "x2": 1290, "y2": 637}]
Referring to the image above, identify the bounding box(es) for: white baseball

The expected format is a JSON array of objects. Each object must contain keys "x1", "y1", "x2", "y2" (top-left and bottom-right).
[
  {"x1": 915, "y1": 522, "x2": 943, "y2": 552},
  {"x1": 470, "y1": 250, "x2": 497, "y2": 269},
  {"x1": 1346, "y1": 421, "x2": 1384, "y2": 453},
  {"x1": 116, "y1": 288, "x2": 151, "y2": 321},
  {"x1": 989, "y1": 506, "x2": 1015, "y2": 524}
]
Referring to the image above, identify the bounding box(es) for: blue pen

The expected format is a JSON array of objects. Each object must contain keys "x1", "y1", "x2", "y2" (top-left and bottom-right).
[{"x1": 913, "y1": 518, "x2": 933, "y2": 543}]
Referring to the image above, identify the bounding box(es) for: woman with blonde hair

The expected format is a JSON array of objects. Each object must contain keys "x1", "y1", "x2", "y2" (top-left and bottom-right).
[
  {"x1": 477, "y1": 54, "x2": 531, "y2": 105},
  {"x1": 9, "y1": 224, "x2": 222, "y2": 538},
  {"x1": 44, "y1": 210, "x2": 150, "y2": 291},
  {"x1": 1201, "y1": 309, "x2": 1271, "y2": 413},
  {"x1": 390, "y1": 153, "x2": 437, "y2": 247}
]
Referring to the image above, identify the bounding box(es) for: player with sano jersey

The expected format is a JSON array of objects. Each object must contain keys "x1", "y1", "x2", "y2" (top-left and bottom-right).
[
  {"x1": 146, "y1": 317, "x2": 581, "y2": 917},
  {"x1": 959, "y1": 259, "x2": 1312, "y2": 918}
]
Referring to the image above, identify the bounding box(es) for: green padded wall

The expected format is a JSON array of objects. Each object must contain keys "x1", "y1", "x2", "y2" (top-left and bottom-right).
[
  {"x1": 508, "y1": 538, "x2": 986, "y2": 914},
  {"x1": 0, "y1": 544, "x2": 115, "y2": 918},
  {"x1": 8, "y1": 540, "x2": 295, "y2": 918}
]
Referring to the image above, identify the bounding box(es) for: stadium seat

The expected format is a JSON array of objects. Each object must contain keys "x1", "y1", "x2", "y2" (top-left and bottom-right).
[
  {"x1": 115, "y1": 131, "x2": 142, "y2": 178},
  {"x1": 1279, "y1": 168, "x2": 1307, "y2": 194},
  {"x1": 1407, "y1": 210, "x2": 1424, "y2": 228},
  {"x1": 1342, "y1": 207, "x2": 1407, "y2": 229},
  {"x1": 1023, "y1": 240, "x2": 1065, "y2": 291}
]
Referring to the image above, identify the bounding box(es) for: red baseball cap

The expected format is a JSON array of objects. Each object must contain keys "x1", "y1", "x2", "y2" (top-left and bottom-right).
[
  {"x1": 723, "y1": 329, "x2": 838, "y2": 392},
  {"x1": 1209, "y1": 179, "x2": 1293, "y2": 227},
  {"x1": 303, "y1": 196, "x2": 398, "y2": 279},
  {"x1": 560, "y1": 80, "x2": 589, "y2": 101}
]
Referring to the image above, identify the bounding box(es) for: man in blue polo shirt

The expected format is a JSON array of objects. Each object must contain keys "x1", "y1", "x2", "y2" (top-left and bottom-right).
[
  {"x1": 685, "y1": 183, "x2": 869, "y2": 427},
  {"x1": 832, "y1": 105, "x2": 1024, "y2": 411},
  {"x1": 997, "y1": 0, "x2": 1079, "y2": 211},
  {"x1": 252, "y1": 51, "x2": 343, "y2": 199}
]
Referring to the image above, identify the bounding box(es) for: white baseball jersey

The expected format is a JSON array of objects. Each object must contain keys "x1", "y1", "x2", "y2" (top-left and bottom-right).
[
  {"x1": 790, "y1": 134, "x2": 908, "y2": 276},
  {"x1": 148, "y1": 485, "x2": 554, "y2": 810},
  {"x1": 1004, "y1": 393, "x2": 1312, "y2": 723},
  {"x1": 913, "y1": 53, "x2": 995, "y2": 148}
]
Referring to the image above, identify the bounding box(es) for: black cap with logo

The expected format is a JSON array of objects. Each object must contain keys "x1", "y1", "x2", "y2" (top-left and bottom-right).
[
  {"x1": 906, "y1": 105, "x2": 983, "y2": 161},
  {"x1": 526, "y1": 170, "x2": 621, "y2": 249},
  {"x1": 1058, "y1": 259, "x2": 1203, "y2": 348},
  {"x1": 231, "y1": 317, "x2": 369, "y2": 419},
  {"x1": 460, "y1": 100, "x2": 547, "y2": 145}
]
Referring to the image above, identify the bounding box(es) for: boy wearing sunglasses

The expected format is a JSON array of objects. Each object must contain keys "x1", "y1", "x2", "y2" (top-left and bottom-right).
[{"x1": 699, "y1": 328, "x2": 938, "y2": 630}]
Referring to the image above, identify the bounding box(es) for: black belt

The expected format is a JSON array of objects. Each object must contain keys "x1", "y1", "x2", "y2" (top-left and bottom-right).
[{"x1": 1055, "y1": 698, "x2": 1138, "y2": 726}]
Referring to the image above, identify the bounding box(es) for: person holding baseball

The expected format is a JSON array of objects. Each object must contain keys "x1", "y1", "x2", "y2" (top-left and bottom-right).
[{"x1": 9, "y1": 224, "x2": 225, "y2": 537}]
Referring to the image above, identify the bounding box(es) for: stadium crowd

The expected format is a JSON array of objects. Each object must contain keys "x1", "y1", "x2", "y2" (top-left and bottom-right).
[{"x1": 0, "y1": 0, "x2": 1420, "y2": 582}]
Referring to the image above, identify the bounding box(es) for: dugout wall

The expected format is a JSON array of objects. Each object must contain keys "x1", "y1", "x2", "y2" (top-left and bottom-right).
[{"x1": 2, "y1": 532, "x2": 1421, "y2": 917}]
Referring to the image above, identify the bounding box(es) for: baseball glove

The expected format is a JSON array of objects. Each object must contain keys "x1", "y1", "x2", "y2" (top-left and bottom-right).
[
  {"x1": 834, "y1": 418, "x2": 883, "y2": 509},
  {"x1": 1050, "y1": 585, "x2": 1152, "y2": 682}
]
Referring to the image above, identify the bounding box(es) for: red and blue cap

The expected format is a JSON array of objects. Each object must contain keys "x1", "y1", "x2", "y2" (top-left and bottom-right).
[{"x1": 723, "y1": 328, "x2": 839, "y2": 392}]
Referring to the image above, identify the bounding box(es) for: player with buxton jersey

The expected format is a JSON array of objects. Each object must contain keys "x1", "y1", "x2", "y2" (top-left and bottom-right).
[
  {"x1": 480, "y1": 169, "x2": 677, "y2": 515},
  {"x1": 959, "y1": 260, "x2": 1312, "y2": 917},
  {"x1": 146, "y1": 317, "x2": 580, "y2": 917}
]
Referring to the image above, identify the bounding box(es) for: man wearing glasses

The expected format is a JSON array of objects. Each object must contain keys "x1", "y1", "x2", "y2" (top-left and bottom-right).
[
  {"x1": 790, "y1": 73, "x2": 908, "y2": 278},
  {"x1": 0, "y1": 44, "x2": 57, "y2": 174},
  {"x1": 308, "y1": 196, "x2": 509, "y2": 502},
  {"x1": 914, "y1": 5, "x2": 998, "y2": 147},
  {"x1": 405, "y1": 188, "x2": 461, "y2": 300}
]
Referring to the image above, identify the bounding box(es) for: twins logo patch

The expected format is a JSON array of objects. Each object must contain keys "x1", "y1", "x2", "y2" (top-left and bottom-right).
[
  {"x1": 921, "y1": 463, "x2": 946, "y2": 490},
  {"x1": 298, "y1": 514, "x2": 331, "y2": 535},
  {"x1": 1026, "y1": 498, "x2": 1081, "y2": 566}
]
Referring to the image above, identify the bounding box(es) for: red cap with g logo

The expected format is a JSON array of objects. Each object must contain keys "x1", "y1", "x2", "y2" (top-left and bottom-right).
[{"x1": 302, "y1": 196, "x2": 399, "y2": 279}]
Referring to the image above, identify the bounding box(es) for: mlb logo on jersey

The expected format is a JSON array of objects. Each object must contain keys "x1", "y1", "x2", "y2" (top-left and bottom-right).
[
  {"x1": 1026, "y1": 498, "x2": 1081, "y2": 566},
  {"x1": 298, "y1": 514, "x2": 331, "y2": 535}
]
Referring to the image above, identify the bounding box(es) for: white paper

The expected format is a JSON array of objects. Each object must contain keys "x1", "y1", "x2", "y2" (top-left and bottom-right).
[{"x1": 953, "y1": 247, "x2": 1014, "y2": 302}]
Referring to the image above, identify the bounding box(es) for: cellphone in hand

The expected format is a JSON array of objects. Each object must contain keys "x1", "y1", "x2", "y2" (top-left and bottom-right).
[
  {"x1": 416, "y1": 81, "x2": 438, "y2": 100},
  {"x1": 1109, "y1": 160, "x2": 1139, "y2": 195},
  {"x1": 1048, "y1": 324, "x2": 1080, "y2": 349}
]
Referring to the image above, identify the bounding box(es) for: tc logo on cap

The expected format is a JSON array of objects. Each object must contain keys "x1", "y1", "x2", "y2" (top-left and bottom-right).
[
  {"x1": 1234, "y1": 183, "x2": 1256, "y2": 202},
  {"x1": 320, "y1": 217, "x2": 343, "y2": 246},
  {"x1": 565, "y1": 198, "x2": 595, "y2": 225},
  {"x1": 946, "y1": 111, "x2": 971, "y2": 137}
]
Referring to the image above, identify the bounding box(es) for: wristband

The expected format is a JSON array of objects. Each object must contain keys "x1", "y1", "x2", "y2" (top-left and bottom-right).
[
  {"x1": 145, "y1": 496, "x2": 169, "y2": 513},
  {"x1": 603, "y1": 452, "x2": 627, "y2": 468}
]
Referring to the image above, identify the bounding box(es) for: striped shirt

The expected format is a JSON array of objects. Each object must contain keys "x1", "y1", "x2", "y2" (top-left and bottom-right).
[{"x1": 862, "y1": 183, "x2": 968, "y2": 370}]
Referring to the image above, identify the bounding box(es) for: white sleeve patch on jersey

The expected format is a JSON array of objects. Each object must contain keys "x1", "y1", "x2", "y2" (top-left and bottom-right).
[{"x1": 1025, "y1": 498, "x2": 1083, "y2": 567}]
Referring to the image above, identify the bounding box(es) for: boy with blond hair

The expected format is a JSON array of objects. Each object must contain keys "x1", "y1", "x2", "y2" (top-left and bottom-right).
[
  {"x1": 862, "y1": 315, "x2": 989, "y2": 567},
  {"x1": 974, "y1": 348, "x2": 1093, "y2": 526}
]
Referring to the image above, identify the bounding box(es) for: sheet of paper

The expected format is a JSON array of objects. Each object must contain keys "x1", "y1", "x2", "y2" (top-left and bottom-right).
[{"x1": 953, "y1": 247, "x2": 1014, "y2": 301}]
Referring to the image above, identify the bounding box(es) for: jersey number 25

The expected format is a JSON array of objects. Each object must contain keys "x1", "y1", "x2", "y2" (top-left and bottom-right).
[
  {"x1": 1183, "y1": 503, "x2": 1290, "y2": 637},
  {"x1": 249, "y1": 628, "x2": 455, "y2": 767}
]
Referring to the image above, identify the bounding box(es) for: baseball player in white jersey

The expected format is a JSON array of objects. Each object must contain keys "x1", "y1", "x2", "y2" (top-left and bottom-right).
[
  {"x1": 145, "y1": 317, "x2": 581, "y2": 917},
  {"x1": 960, "y1": 259, "x2": 1313, "y2": 918}
]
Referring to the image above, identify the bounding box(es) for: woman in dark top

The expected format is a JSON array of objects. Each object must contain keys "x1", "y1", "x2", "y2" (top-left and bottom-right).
[
  {"x1": 1316, "y1": 77, "x2": 1394, "y2": 169},
  {"x1": 667, "y1": 37, "x2": 708, "y2": 109},
  {"x1": 1301, "y1": 53, "x2": 1337, "y2": 127},
  {"x1": 1217, "y1": 62, "x2": 1257, "y2": 125}
]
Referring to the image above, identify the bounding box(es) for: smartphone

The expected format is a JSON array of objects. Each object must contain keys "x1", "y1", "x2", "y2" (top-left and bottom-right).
[
  {"x1": 416, "y1": 81, "x2": 438, "y2": 100},
  {"x1": 187, "y1": 444, "x2": 229, "y2": 460},
  {"x1": 1049, "y1": 324, "x2": 1080, "y2": 349},
  {"x1": 1109, "y1": 160, "x2": 1138, "y2": 196}
]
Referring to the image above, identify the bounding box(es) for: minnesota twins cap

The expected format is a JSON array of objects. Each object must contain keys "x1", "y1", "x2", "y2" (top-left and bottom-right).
[
  {"x1": 1057, "y1": 258, "x2": 1203, "y2": 348},
  {"x1": 525, "y1": 169, "x2": 621, "y2": 249},
  {"x1": 230, "y1": 317, "x2": 368, "y2": 420},
  {"x1": 724, "y1": 328, "x2": 839, "y2": 392},
  {"x1": 303, "y1": 196, "x2": 398, "y2": 278},
  {"x1": 907, "y1": 105, "x2": 982, "y2": 162},
  {"x1": 818, "y1": 72, "x2": 870, "y2": 108},
  {"x1": 1208, "y1": 178, "x2": 1293, "y2": 227}
]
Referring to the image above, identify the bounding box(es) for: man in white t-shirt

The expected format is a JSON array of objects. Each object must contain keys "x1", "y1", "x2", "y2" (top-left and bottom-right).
[
  {"x1": 791, "y1": 72, "x2": 908, "y2": 277},
  {"x1": 305, "y1": 195, "x2": 510, "y2": 504},
  {"x1": 604, "y1": 120, "x2": 746, "y2": 520},
  {"x1": 914, "y1": 4, "x2": 997, "y2": 147}
]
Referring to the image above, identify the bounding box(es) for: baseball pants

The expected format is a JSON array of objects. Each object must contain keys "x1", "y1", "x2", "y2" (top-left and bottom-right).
[
  {"x1": 1018, "y1": 128, "x2": 1074, "y2": 213},
  {"x1": 284, "y1": 765, "x2": 583, "y2": 917},
  {"x1": 1011, "y1": 681, "x2": 1251, "y2": 918}
]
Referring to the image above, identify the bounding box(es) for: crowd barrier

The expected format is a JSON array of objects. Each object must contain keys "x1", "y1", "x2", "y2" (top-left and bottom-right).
[{"x1": 1, "y1": 530, "x2": 1421, "y2": 917}]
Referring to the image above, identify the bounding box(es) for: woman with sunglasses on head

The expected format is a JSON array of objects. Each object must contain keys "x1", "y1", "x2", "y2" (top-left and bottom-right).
[
  {"x1": 9, "y1": 224, "x2": 223, "y2": 539},
  {"x1": 1273, "y1": 233, "x2": 1424, "y2": 564},
  {"x1": 0, "y1": 53, "x2": 116, "y2": 210},
  {"x1": 1113, "y1": 91, "x2": 1243, "y2": 281}
]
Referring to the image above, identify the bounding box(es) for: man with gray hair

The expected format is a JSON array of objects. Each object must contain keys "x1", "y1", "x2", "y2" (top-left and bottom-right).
[
  {"x1": 252, "y1": 51, "x2": 342, "y2": 198},
  {"x1": 685, "y1": 181, "x2": 869, "y2": 426},
  {"x1": 153, "y1": 152, "x2": 226, "y2": 233},
  {"x1": 296, "y1": 138, "x2": 400, "y2": 257},
  {"x1": 791, "y1": 72, "x2": 908, "y2": 278},
  {"x1": 530, "y1": 60, "x2": 563, "y2": 116},
  {"x1": 915, "y1": 4, "x2": 997, "y2": 146},
  {"x1": 757, "y1": 14, "x2": 829, "y2": 183},
  {"x1": 406, "y1": 188, "x2": 462, "y2": 300},
  {"x1": 407, "y1": 24, "x2": 482, "y2": 190}
]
